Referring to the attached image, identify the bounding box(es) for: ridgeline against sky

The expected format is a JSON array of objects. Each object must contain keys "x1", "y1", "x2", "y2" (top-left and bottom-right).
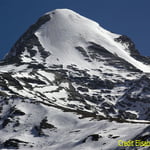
[{"x1": 0, "y1": 0, "x2": 150, "y2": 59}]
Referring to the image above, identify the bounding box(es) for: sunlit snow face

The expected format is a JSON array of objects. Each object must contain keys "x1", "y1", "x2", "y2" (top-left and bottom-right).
[{"x1": 34, "y1": 9, "x2": 150, "y2": 73}]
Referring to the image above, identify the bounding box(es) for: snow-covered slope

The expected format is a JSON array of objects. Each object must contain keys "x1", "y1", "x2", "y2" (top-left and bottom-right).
[
  {"x1": 1, "y1": 9, "x2": 150, "y2": 150},
  {"x1": 7, "y1": 9, "x2": 150, "y2": 72}
]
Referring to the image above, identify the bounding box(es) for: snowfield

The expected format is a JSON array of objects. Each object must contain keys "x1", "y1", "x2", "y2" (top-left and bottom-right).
[
  {"x1": 35, "y1": 9, "x2": 150, "y2": 72},
  {"x1": 0, "y1": 99, "x2": 149, "y2": 150}
]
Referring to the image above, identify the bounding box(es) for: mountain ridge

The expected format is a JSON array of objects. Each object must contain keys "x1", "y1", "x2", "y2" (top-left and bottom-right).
[{"x1": 4, "y1": 9, "x2": 150, "y2": 72}]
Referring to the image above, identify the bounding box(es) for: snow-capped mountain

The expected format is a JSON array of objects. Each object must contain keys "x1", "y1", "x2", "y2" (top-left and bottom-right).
[{"x1": 0, "y1": 9, "x2": 150, "y2": 150}]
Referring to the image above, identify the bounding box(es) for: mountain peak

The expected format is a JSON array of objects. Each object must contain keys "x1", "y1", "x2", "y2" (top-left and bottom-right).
[
  {"x1": 1, "y1": 9, "x2": 150, "y2": 150},
  {"x1": 4, "y1": 9, "x2": 150, "y2": 72},
  {"x1": 45, "y1": 8, "x2": 81, "y2": 16}
]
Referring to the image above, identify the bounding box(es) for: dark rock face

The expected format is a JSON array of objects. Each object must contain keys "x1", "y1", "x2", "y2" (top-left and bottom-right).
[
  {"x1": 82, "y1": 134, "x2": 102, "y2": 143},
  {"x1": 75, "y1": 47, "x2": 90, "y2": 60},
  {"x1": 87, "y1": 42, "x2": 141, "y2": 72},
  {"x1": 132, "y1": 126, "x2": 150, "y2": 145},
  {"x1": 2, "y1": 139, "x2": 28, "y2": 149},
  {"x1": 4, "y1": 14, "x2": 51, "y2": 63},
  {"x1": 1, "y1": 106, "x2": 25, "y2": 129},
  {"x1": 31, "y1": 117, "x2": 56, "y2": 137},
  {"x1": 115, "y1": 35, "x2": 150, "y2": 65},
  {"x1": 40, "y1": 117, "x2": 56, "y2": 129},
  {"x1": 116, "y1": 75, "x2": 150, "y2": 120},
  {"x1": 0, "y1": 73, "x2": 23, "y2": 90},
  {"x1": 9, "y1": 107, "x2": 25, "y2": 116},
  {"x1": 115, "y1": 35, "x2": 138, "y2": 55},
  {"x1": 2, "y1": 118, "x2": 12, "y2": 128},
  {"x1": 88, "y1": 42, "x2": 113, "y2": 58}
]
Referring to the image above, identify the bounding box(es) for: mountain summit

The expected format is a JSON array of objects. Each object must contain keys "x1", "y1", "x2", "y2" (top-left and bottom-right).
[
  {"x1": 6, "y1": 9, "x2": 150, "y2": 72},
  {"x1": 0, "y1": 9, "x2": 150, "y2": 150}
]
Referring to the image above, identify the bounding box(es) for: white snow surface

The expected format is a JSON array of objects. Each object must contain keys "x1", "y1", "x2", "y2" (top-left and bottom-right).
[
  {"x1": 0, "y1": 99, "x2": 149, "y2": 150},
  {"x1": 35, "y1": 9, "x2": 150, "y2": 72}
]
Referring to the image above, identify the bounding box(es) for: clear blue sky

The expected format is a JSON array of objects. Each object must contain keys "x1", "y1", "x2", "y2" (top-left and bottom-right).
[{"x1": 0, "y1": 0, "x2": 150, "y2": 59}]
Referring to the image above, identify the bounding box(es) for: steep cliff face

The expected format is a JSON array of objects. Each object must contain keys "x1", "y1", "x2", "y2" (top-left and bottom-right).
[{"x1": 0, "y1": 9, "x2": 150, "y2": 150}]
